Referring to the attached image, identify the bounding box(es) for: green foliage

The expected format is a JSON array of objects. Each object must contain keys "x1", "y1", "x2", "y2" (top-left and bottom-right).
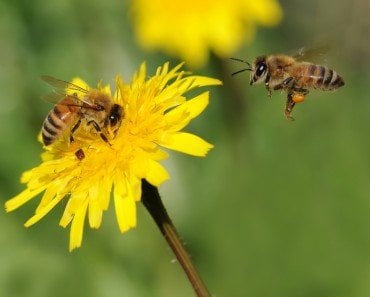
[{"x1": 1, "y1": 0, "x2": 369, "y2": 297}]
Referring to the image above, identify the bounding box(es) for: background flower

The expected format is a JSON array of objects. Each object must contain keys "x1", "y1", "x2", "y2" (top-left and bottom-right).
[
  {"x1": 5, "y1": 63, "x2": 221, "y2": 251},
  {"x1": 131, "y1": 0, "x2": 283, "y2": 67}
]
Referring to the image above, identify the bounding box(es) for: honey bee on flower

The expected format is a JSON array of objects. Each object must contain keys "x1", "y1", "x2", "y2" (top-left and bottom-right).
[
  {"x1": 40, "y1": 75, "x2": 124, "y2": 160},
  {"x1": 5, "y1": 63, "x2": 221, "y2": 251}
]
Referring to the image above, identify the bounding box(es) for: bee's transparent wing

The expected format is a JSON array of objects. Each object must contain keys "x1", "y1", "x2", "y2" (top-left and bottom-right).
[
  {"x1": 41, "y1": 75, "x2": 89, "y2": 95},
  {"x1": 293, "y1": 45, "x2": 330, "y2": 63},
  {"x1": 41, "y1": 75, "x2": 96, "y2": 108}
]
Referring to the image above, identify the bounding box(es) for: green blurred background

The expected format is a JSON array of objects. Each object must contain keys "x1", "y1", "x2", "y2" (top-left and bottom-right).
[{"x1": 1, "y1": 0, "x2": 370, "y2": 296}]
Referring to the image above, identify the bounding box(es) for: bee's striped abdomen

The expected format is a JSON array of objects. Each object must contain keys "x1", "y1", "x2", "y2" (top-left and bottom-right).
[
  {"x1": 321, "y1": 67, "x2": 345, "y2": 90},
  {"x1": 309, "y1": 64, "x2": 344, "y2": 91},
  {"x1": 41, "y1": 97, "x2": 80, "y2": 145}
]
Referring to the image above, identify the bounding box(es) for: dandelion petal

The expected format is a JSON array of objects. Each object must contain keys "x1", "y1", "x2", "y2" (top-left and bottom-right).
[
  {"x1": 164, "y1": 92, "x2": 209, "y2": 131},
  {"x1": 25, "y1": 195, "x2": 63, "y2": 227},
  {"x1": 161, "y1": 132, "x2": 213, "y2": 157},
  {"x1": 145, "y1": 160, "x2": 170, "y2": 187},
  {"x1": 69, "y1": 200, "x2": 88, "y2": 251},
  {"x1": 88, "y1": 199, "x2": 103, "y2": 229},
  {"x1": 114, "y1": 178, "x2": 137, "y2": 232},
  {"x1": 5, "y1": 187, "x2": 46, "y2": 212}
]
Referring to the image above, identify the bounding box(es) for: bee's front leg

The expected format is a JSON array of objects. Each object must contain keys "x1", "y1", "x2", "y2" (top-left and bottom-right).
[
  {"x1": 264, "y1": 73, "x2": 272, "y2": 98},
  {"x1": 87, "y1": 120, "x2": 112, "y2": 146},
  {"x1": 265, "y1": 84, "x2": 272, "y2": 98}
]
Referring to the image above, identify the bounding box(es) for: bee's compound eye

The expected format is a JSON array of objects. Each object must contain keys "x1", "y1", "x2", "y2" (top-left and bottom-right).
[
  {"x1": 108, "y1": 104, "x2": 123, "y2": 127},
  {"x1": 109, "y1": 114, "x2": 119, "y2": 126},
  {"x1": 256, "y1": 63, "x2": 266, "y2": 77}
]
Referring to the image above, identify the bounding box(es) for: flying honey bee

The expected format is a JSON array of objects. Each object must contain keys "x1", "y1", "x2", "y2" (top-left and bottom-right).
[
  {"x1": 41, "y1": 76, "x2": 123, "y2": 158},
  {"x1": 231, "y1": 49, "x2": 345, "y2": 120}
]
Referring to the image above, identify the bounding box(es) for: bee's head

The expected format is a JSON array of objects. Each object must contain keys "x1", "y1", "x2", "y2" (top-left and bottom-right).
[
  {"x1": 231, "y1": 56, "x2": 269, "y2": 86},
  {"x1": 250, "y1": 56, "x2": 268, "y2": 85}
]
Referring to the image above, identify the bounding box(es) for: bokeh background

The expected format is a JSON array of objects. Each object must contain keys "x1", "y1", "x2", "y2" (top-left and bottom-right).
[{"x1": 1, "y1": 0, "x2": 370, "y2": 296}]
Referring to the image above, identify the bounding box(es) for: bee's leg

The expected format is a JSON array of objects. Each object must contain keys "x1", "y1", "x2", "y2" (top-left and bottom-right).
[
  {"x1": 265, "y1": 85, "x2": 272, "y2": 98},
  {"x1": 70, "y1": 119, "x2": 82, "y2": 143},
  {"x1": 285, "y1": 92, "x2": 296, "y2": 121},
  {"x1": 284, "y1": 88, "x2": 309, "y2": 120},
  {"x1": 274, "y1": 77, "x2": 295, "y2": 91},
  {"x1": 88, "y1": 120, "x2": 111, "y2": 145},
  {"x1": 265, "y1": 73, "x2": 272, "y2": 98}
]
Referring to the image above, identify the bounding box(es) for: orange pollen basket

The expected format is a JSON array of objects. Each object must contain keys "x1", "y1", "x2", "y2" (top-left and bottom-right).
[{"x1": 292, "y1": 94, "x2": 306, "y2": 103}]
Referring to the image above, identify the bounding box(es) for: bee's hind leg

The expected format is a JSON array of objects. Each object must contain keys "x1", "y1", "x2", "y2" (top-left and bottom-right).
[
  {"x1": 284, "y1": 88, "x2": 309, "y2": 121},
  {"x1": 285, "y1": 92, "x2": 296, "y2": 121}
]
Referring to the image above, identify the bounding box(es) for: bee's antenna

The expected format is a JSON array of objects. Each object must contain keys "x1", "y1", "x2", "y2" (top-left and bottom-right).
[
  {"x1": 231, "y1": 69, "x2": 251, "y2": 76},
  {"x1": 230, "y1": 58, "x2": 252, "y2": 75},
  {"x1": 230, "y1": 57, "x2": 252, "y2": 68}
]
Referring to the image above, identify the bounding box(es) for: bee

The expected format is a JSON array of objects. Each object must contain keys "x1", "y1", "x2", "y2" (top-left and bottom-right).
[
  {"x1": 231, "y1": 49, "x2": 345, "y2": 120},
  {"x1": 41, "y1": 76, "x2": 123, "y2": 157}
]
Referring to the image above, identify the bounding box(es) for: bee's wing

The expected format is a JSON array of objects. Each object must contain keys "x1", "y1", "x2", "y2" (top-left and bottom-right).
[
  {"x1": 293, "y1": 45, "x2": 330, "y2": 62},
  {"x1": 41, "y1": 75, "x2": 97, "y2": 109},
  {"x1": 41, "y1": 75, "x2": 89, "y2": 95},
  {"x1": 41, "y1": 92, "x2": 84, "y2": 107},
  {"x1": 41, "y1": 91, "x2": 66, "y2": 104}
]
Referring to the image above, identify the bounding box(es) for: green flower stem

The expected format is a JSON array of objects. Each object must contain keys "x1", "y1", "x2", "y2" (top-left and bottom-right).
[{"x1": 141, "y1": 179, "x2": 211, "y2": 297}]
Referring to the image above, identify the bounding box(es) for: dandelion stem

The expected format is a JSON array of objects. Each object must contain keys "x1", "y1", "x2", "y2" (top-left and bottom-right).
[{"x1": 141, "y1": 179, "x2": 211, "y2": 297}]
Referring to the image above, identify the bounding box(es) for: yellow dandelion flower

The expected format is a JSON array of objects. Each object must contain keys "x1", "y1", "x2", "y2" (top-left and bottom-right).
[
  {"x1": 5, "y1": 62, "x2": 221, "y2": 251},
  {"x1": 131, "y1": 0, "x2": 283, "y2": 67}
]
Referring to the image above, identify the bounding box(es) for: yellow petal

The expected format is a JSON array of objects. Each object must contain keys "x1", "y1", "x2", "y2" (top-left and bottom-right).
[
  {"x1": 25, "y1": 195, "x2": 64, "y2": 227},
  {"x1": 128, "y1": 175, "x2": 142, "y2": 202},
  {"x1": 59, "y1": 199, "x2": 73, "y2": 228},
  {"x1": 164, "y1": 76, "x2": 219, "y2": 97},
  {"x1": 88, "y1": 198, "x2": 103, "y2": 229},
  {"x1": 186, "y1": 76, "x2": 222, "y2": 89},
  {"x1": 35, "y1": 177, "x2": 70, "y2": 213},
  {"x1": 59, "y1": 192, "x2": 87, "y2": 228},
  {"x1": 161, "y1": 132, "x2": 213, "y2": 157},
  {"x1": 133, "y1": 62, "x2": 147, "y2": 83},
  {"x1": 35, "y1": 186, "x2": 57, "y2": 213},
  {"x1": 92, "y1": 175, "x2": 113, "y2": 211},
  {"x1": 147, "y1": 148, "x2": 169, "y2": 161},
  {"x1": 247, "y1": 0, "x2": 283, "y2": 26},
  {"x1": 97, "y1": 81, "x2": 112, "y2": 96},
  {"x1": 113, "y1": 177, "x2": 137, "y2": 232},
  {"x1": 5, "y1": 187, "x2": 46, "y2": 212},
  {"x1": 145, "y1": 159, "x2": 170, "y2": 186},
  {"x1": 179, "y1": 92, "x2": 209, "y2": 119},
  {"x1": 69, "y1": 200, "x2": 88, "y2": 251},
  {"x1": 163, "y1": 92, "x2": 209, "y2": 131}
]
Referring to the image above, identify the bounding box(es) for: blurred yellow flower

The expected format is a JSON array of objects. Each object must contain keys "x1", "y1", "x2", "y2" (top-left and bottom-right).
[
  {"x1": 5, "y1": 62, "x2": 221, "y2": 251},
  {"x1": 131, "y1": 0, "x2": 283, "y2": 67}
]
